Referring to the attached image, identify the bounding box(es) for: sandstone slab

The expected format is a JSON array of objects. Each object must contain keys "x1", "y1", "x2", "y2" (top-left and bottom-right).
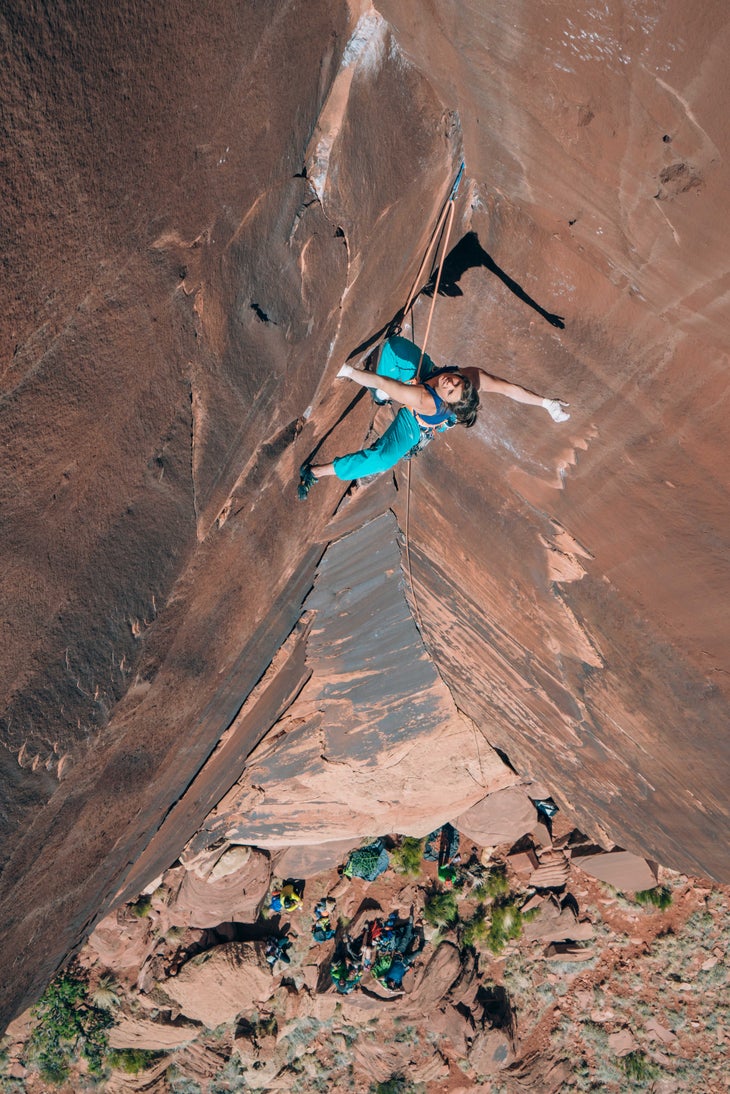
[
  {"x1": 194, "y1": 513, "x2": 517, "y2": 850},
  {"x1": 572, "y1": 850, "x2": 658, "y2": 892},
  {"x1": 453, "y1": 787, "x2": 536, "y2": 847},
  {"x1": 163, "y1": 942, "x2": 274, "y2": 1027},
  {"x1": 108, "y1": 1016, "x2": 198, "y2": 1051},
  {"x1": 171, "y1": 846, "x2": 271, "y2": 928},
  {"x1": 272, "y1": 838, "x2": 363, "y2": 879}
]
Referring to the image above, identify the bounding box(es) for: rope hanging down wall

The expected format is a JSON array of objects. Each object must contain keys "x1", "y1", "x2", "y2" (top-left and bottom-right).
[{"x1": 402, "y1": 162, "x2": 465, "y2": 640}]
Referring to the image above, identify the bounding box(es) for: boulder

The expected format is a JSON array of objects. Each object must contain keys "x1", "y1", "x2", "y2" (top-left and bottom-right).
[
  {"x1": 528, "y1": 849, "x2": 571, "y2": 890},
  {"x1": 232, "y1": 1016, "x2": 279, "y2": 1077},
  {"x1": 523, "y1": 895, "x2": 594, "y2": 944},
  {"x1": 352, "y1": 1039, "x2": 414, "y2": 1084},
  {"x1": 468, "y1": 1028, "x2": 514, "y2": 1074},
  {"x1": 453, "y1": 787, "x2": 536, "y2": 847},
  {"x1": 403, "y1": 941, "x2": 464, "y2": 1016},
  {"x1": 410, "y1": 1052, "x2": 450, "y2": 1083},
  {"x1": 531, "y1": 820, "x2": 553, "y2": 848},
  {"x1": 428, "y1": 1003, "x2": 474, "y2": 1057},
  {"x1": 163, "y1": 941, "x2": 274, "y2": 1027},
  {"x1": 545, "y1": 942, "x2": 595, "y2": 961},
  {"x1": 171, "y1": 847, "x2": 271, "y2": 927},
  {"x1": 645, "y1": 1018, "x2": 677, "y2": 1045},
  {"x1": 87, "y1": 910, "x2": 155, "y2": 974},
  {"x1": 608, "y1": 1028, "x2": 637, "y2": 1056},
  {"x1": 508, "y1": 847, "x2": 539, "y2": 879},
  {"x1": 571, "y1": 850, "x2": 658, "y2": 892}
]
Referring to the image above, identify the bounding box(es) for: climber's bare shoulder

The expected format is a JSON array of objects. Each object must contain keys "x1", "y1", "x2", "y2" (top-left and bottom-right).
[{"x1": 460, "y1": 366, "x2": 500, "y2": 394}]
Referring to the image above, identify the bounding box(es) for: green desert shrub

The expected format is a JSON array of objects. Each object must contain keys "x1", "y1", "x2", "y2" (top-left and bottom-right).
[
  {"x1": 487, "y1": 902, "x2": 524, "y2": 953},
  {"x1": 423, "y1": 888, "x2": 458, "y2": 929},
  {"x1": 107, "y1": 1048, "x2": 163, "y2": 1074},
  {"x1": 461, "y1": 899, "x2": 529, "y2": 953},
  {"x1": 621, "y1": 1050, "x2": 660, "y2": 1081},
  {"x1": 130, "y1": 894, "x2": 152, "y2": 918},
  {"x1": 461, "y1": 907, "x2": 489, "y2": 949},
  {"x1": 371, "y1": 1077, "x2": 422, "y2": 1094},
  {"x1": 634, "y1": 886, "x2": 672, "y2": 910},
  {"x1": 473, "y1": 866, "x2": 510, "y2": 902},
  {"x1": 390, "y1": 837, "x2": 424, "y2": 877},
  {"x1": 25, "y1": 973, "x2": 113, "y2": 1082}
]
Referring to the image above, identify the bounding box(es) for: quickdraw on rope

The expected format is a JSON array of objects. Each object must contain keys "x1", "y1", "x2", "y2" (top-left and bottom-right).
[{"x1": 403, "y1": 162, "x2": 465, "y2": 641}]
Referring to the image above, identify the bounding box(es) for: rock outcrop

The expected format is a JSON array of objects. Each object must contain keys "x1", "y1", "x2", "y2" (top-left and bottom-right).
[
  {"x1": 171, "y1": 845, "x2": 273, "y2": 928},
  {"x1": 1, "y1": 0, "x2": 729, "y2": 1032},
  {"x1": 163, "y1": 942, "x2": 274, "y2": 1028},
  {"x1": 571, "y1": 847, "x2": 659, "y2": 891}
]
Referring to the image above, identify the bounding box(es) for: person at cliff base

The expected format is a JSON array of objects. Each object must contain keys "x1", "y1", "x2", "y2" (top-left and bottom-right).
[
  {"x1": 268, "y1": 879, "x2": 304, "y2": 913},
  {"x1": 265, "y1": 935, "x2": 292, "y2": 969},
  {"x1": 298, "y1": 336, "x2": 569, "y2": 499},
  {"x1": 370, "y1": 910, "x2": 425, "y2": 991},
  {"x1": 312, "y1": 896, "x2": 337, "y2": 942},
  {"x1": 330, "y1": 957, "x2": 362, "y2": 994},
  {"x1": 384, "y1": 957, "x2": 409, "y2": 991}
]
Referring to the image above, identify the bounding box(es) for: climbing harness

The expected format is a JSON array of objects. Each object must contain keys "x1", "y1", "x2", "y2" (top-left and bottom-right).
[{"x1": 401, "y1": 375, "x2": 457, "y2": 462}]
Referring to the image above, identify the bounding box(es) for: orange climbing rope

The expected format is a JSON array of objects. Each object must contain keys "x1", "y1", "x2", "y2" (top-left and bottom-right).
[{"x1": 402, "y1": 163, "x2": 465, "y2": 640}]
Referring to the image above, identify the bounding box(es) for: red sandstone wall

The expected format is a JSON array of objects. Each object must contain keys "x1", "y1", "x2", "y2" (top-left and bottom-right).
[
  {"x1": 0, "y1": 0, "x2": 457, "y2": 1024},
  {"x1": 380, "y1": 0, "x2": 730, "y2": 877},
  {"x1": 1, "y1": 0, "x2": 728, "y2": 1028}
]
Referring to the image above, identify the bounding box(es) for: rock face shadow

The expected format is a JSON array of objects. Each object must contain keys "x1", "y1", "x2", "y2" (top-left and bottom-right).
[{"x1": 423, "y1": 231, "x2": 566, "y2": 329}]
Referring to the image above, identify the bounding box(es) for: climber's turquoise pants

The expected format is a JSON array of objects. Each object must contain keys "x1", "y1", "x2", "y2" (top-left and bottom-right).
[
  {"x1": 333, "y1": 406, "x2": 420, "y2": 480},
  {"x1": 332, "y1": 337, "x2": 435, "y2": 481},
  {"x1": 375, "y1": 335, "x2": 439, "y2": 383}
]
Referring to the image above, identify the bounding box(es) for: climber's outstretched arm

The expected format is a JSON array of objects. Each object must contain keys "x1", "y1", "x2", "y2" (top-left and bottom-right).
[
  {"x1": 336, "y1": 364, "x2": 433, "y2": 415},
  {"x1": 466, "y1": 367, "x2": 570, "y2": 422}
]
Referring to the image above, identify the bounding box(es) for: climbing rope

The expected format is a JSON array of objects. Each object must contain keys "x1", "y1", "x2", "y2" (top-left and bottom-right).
[
  {"x1": 402, "y1": 162, "x2": 465, "y2": 641},
  {"x1": 400, "y1": 162, "x2": 465, "y2": 357}
]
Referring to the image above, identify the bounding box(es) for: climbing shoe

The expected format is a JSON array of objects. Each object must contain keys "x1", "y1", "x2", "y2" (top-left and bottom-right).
[
  {"x1": 298, "y1": 463, "x2": 318, "y2": 500},
  {"x1": 372, "y1": 388, "x2": 390, "y2": 406}
]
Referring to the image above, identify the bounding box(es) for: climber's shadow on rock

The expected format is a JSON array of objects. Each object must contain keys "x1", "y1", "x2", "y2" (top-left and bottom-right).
[
  {"x1": 423, "y1": 231, "x2": 565, "y2": 329},
  {"x1": 346, "y1": 231, "x2": 565, "y2": 365}
]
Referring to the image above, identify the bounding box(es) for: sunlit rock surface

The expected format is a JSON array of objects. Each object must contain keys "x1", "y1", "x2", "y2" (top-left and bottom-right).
[
  {"x1": 1, "y1": 0, "x2": 729, "y2": 1028},
  {"x1": 185, "y1": 505, "x2": 518, "y2": 848}
]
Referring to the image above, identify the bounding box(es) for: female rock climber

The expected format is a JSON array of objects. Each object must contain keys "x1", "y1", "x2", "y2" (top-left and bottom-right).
[{"x1": 298, "y1": 335, "x2": 569, "y2": 499}]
